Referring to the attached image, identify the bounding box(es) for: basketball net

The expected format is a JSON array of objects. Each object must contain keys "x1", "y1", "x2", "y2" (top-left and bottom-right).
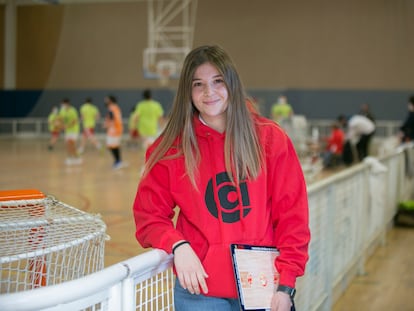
[
  {"x1": 156, "y1": 60, "x2": 176, "y2": 87},
  {"x1": 159, "y1": 67, "x2": 171, "y2": 87}
]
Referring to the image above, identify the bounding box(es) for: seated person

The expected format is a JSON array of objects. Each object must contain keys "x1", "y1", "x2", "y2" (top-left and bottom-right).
[{"x1": 322, "y1": 122, "x2": 345, "y2": 168}]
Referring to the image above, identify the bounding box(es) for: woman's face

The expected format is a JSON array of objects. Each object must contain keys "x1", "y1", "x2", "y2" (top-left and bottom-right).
[{"x1": 191, "y1": 62, "x2": 229, "y2": 132}]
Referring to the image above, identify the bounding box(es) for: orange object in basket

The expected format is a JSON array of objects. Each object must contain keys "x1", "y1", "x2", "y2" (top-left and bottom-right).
[{"x1": 0, "y1": 189, "x2": 46, "y2": 201}]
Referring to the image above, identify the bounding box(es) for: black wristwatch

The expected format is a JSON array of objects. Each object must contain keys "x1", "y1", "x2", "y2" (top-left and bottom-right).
[{"x1": 277, "y1": 285, "x2": 296, "y2": 301}]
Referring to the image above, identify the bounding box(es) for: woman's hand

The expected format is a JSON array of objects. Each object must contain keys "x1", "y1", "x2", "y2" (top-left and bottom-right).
[
  {"x1": 173, "y1": 242, "x2": 208, "y2": 295},
  {"x1": 271, "y1": 291, "x2": 292, "y2": 311}
]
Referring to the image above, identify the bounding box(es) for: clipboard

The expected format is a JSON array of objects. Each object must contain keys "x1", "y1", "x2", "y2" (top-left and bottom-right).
[{"x1": 230, "y1": 244, "x2": 280, "y2": 311}]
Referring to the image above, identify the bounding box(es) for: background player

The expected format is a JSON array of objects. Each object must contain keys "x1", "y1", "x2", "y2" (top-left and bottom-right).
[
  {"x1": 59, "y1": 99, "x2": 82, "y2": 165},
  {"x1": 134, "y1": 89, "x2": 164, "y2": 151},
  {"x1": 78, "y1": 97, "x2": 102, "y2": 154},
  {"x1": 104, "y1": 95, "x2": 126, "y2": 169},
  {"x1": 127, "y1": 107, "x2": 140, "y2": 148},
  {"x1": 47, "y1": 105, "x2": 61, "y2": 151}
]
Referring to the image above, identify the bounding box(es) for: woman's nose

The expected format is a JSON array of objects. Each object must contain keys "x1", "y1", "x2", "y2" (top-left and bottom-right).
[{"x1": 203, "y1": 83, "x2": 213, "y2": 96}]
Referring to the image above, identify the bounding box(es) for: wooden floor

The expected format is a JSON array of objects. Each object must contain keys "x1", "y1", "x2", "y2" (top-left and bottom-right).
[
  {"x1": 1, "y1": 137, "x2": 413, "y2": 310},
  {"x1": 333, "y1": 227, "x2": 414, "y2": 311},
  {"x1": 0, "y1": 137, "x2": 147, "y2": 267}
]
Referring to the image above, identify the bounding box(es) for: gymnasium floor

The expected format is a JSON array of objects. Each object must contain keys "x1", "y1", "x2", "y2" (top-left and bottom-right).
[
  {"x1": 0, "y1": 137, "x2": 145, "y2": 267},
  {"x1": 332, "y1": 227, "x2": 414, "y2": 311},
  {"x1": 1, "y1": 137, "x2": 413, "y2": 310}
]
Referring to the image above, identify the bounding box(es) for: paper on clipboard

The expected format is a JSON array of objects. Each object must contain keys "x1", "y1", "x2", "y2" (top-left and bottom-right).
[{"x1": 231, "y1": 244, "x2": 280, "y2": 311}]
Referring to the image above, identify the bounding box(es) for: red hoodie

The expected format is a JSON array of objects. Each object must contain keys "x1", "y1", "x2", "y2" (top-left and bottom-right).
[{"x1": 133, "y1": 114, "x2": 310, "y2": 298}]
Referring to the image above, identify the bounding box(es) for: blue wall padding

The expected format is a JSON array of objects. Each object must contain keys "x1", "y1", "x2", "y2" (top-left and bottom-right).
[
  {"x1": 0, "y1": 90, "x2": 43, "y2": 117},
  {"x1": 0, "y1": 88, "x2": 412, "y2": 121}
]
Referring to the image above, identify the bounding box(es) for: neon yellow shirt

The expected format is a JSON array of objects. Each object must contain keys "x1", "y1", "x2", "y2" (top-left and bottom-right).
[
  {"x1": 128, "y1": 111, "x2": 138, "y2": 131},
  {"x1": 80, "y1": 103, "x2": 99, "y2": 128},
  {"x1": 59, "y1": 106, "x2": 80, "y2": 134},
  {"x1": 48, "y1": 112, "x2": 60, "y2": 132},
  {"x1": 135, "y1": 100, "x2": 164, "y2": 136},
  {"x1": 271, "y1": 103, "x2": 293, "y2": 122}
]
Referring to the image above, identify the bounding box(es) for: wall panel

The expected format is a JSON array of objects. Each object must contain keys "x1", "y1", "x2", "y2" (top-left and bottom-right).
[
  {"x1": 43, "y1": 3, "x2": 148, "y2": 89},
  {"x1": 14, "y1": 0, "x2": 414, "y2": 90},
  {"x1": 194, "y1": 0, "x2": 414, "y2": 89},
  {"x1": 17, "y1": 5, "x2": 64, "y2": 89},
  {"x1": 0, "y1": 5, "x2": 5, "y2": 88}
]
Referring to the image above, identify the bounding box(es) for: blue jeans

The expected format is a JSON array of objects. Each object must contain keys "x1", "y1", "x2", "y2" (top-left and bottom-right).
[{"x1": 174, "y1": 279, "x2": 241, "y2": 311}]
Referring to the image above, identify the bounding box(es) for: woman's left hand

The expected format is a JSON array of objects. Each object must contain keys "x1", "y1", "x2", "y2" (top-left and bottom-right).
[{"x1": 271, "y1": 291, "x2": 292, "y2": 311}]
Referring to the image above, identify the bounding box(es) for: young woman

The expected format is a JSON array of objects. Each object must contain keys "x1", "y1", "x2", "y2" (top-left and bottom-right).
[{"x1": 133, "y1": 45, "x2": 310, "y2": 311}]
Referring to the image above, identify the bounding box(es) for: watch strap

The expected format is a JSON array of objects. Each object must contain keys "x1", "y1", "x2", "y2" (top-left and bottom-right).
[{"x1": 276, "y1": 285, "x2": 296, "y2": 300}]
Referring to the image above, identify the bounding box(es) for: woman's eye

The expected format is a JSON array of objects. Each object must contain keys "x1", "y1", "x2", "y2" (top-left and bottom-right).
[
  {"x1": 193, "y1": 82, "x2": 202, "y2": 87},
  {"x1": 214, "y1": 79, "x2": 224, "y2": 84}
]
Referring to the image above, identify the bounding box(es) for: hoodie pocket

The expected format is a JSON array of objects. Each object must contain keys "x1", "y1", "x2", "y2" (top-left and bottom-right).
[{"x1": 201, "y1": 244, "x2": 238, "y2": 298}]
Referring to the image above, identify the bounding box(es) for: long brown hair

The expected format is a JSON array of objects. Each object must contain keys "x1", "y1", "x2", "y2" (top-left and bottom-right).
[{"x1": 143, "y1": 45, "x2": 263, "y2": 186}]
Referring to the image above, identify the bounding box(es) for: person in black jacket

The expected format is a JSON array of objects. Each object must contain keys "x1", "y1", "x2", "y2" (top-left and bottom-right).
[{"x1": 400, "y1": 96, "x2": 414, "y2": 143}]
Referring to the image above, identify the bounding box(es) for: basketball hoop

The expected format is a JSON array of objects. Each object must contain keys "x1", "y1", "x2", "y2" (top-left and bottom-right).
[
  {"x1": 156, "y1": 60, "x2": 177, "y2": 87},
  {"x1": 159, "y1": 68, "x2": 171, "y2": 87}
]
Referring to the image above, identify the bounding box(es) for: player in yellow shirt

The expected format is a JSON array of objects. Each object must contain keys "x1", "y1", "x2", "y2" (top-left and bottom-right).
[
  {"x1": 271, "y1": 95, "x2": 295, "y2": 137},
  {"x1": 78, "y1": 98, "x2": 102, "y2": 153},
  {"x1": 127, "y1": 107, "x2": 140, "y2": 148},
  {"x1": 134, "y1": 89, "x2": 164, "y2": 150},
  {"x1": 59, "y1": 99, "x2": 82, "y2": 165},
  {"x1": 271, "y1": 95, "x2": 294, "y2": 124},
  {"x1": 47, "y1": 106, "x2": 62, "y2": 151}
]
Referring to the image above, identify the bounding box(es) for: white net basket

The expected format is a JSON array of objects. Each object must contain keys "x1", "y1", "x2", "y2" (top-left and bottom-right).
[{"x1": 0, "y1": 190, "x2": 107, "y2": 294}]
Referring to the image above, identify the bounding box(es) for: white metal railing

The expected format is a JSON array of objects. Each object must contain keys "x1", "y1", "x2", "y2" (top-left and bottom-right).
[
  {"x1": 0, "y1": 144, "x2": 413, "y2": 311},
  {"x1": 295, "y1": 147, "x2": 413, "y2": 310},
  {"x1": 0, "y1": 118, "x2": 128, "y2": 138},
  {"x1": 0, "y1": 118, "x2": 48, "y2": 137},
  {"x1": 308, "y1": 119, "x2": 401, "y2": 138},
  {"x1": 0, "y1": 249, "x2": 174, "y2": 311},
  {"x1": 0, "y1": 118, "x2": 402, "y2": 138}
]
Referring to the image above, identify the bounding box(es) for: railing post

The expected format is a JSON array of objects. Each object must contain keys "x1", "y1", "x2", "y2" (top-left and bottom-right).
[
  {"x1": 12, "y1": 120, "x2": 17, "y2": 136},
  {"x1": 121, "y1": 274, "x2": 135, "y2": 311},
  {"x1": 387, "y1": 123, "x2": 391, "y2": 137},
  {"x1": 323, "y1": 184, "x2": 335, "y2": 311},
  {"x1": 357, "y1": 168, "x2": 370, "y2": 276},
  {"x1": 107, "y1": 282, "x2": 123, "y2": 311},
  {"x1": 36, "y1": 119, "x2": 41, "y2": 136}
]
